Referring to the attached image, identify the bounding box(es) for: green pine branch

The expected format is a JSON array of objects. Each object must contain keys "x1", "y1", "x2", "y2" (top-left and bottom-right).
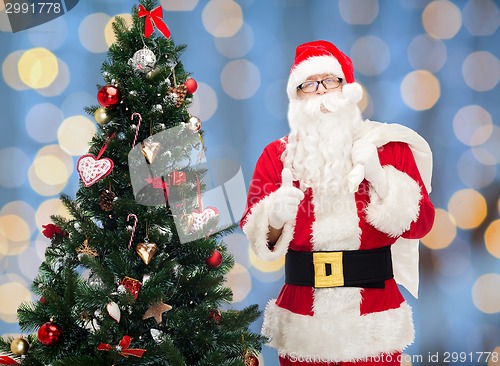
[{"x1": 14, "y1": 0, "x2": 264, "y2": 364}]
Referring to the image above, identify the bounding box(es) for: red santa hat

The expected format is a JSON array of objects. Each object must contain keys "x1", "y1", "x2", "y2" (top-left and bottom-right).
[{"x1": 287, "y1": 40, "x2": 363, "y2": 103}]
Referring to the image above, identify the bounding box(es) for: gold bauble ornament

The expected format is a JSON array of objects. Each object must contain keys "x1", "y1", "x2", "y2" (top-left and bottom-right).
[
  {"x1": 146, "y1": 67, "x2": 163, "y2": 80},
  {"x1": 10, "y1": 337, "x2": 30, "y2": 355},
  {"x1": 94, "y1": 107, "x2": 111, "y2": 125}
]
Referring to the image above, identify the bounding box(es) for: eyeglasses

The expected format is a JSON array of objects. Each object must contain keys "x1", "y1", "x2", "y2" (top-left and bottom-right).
[{"x1": 297, "y1": 76, "x2": 343, "y2": 93}]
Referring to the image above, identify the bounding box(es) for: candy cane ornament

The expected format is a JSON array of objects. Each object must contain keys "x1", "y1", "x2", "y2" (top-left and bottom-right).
[
  {"x1": 127, "y1": 214, "x2": 138, "y2": 248},
  {"x1": 131, "y1": 113, "x2": 142, "y2": 147}
]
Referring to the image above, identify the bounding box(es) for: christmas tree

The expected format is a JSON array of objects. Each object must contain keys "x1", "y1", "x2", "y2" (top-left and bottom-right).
[{"x1": 0, "y1": 1, "x2": 264, "y2": 365}]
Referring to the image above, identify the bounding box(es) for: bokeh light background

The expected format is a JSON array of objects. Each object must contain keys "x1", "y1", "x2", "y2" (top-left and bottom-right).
[{"x1": 0, "y1": 0, "x2": 499, "y2": 365}]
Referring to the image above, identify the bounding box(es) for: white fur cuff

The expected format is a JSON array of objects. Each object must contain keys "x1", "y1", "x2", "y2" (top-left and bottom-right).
[
  {"x1": 365, "y1": 165, "x2": 422, "y2": 237},
  {"x1": 242, "y1": 192, "x2": 295, "y2": 261}
]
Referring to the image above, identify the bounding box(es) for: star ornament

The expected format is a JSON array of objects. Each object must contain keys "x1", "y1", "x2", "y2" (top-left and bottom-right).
[{"x1": 143, "y1": 302, "x2": 172, "y2": 324}]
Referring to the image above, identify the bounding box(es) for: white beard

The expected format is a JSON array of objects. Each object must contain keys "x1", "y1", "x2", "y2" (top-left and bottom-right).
[{"x1": 282, "y1": 91, "x2": 364, "y2": 194}]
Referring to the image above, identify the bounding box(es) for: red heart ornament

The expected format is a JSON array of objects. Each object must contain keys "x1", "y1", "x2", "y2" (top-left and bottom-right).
[
  {"x1": 191, "y1": 207, "x2": 219, "y2": 232},
  {"x1": 77, "y1": 154, "x2": 114, "y2": 187}
]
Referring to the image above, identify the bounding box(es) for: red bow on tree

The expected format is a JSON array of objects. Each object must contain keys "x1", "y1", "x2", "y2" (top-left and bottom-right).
[
  {"x1": 97, "y1": 335, "x2": 146, "y2": 358},
  {"x1": 42, "y1": 223, "x2": 68, "y2": 239},
  {"x1": 0, "y1": 356, "x2": 20, "y2": 365},
  {"x1": 138, "y1": 4, "x2": 171, "y2": 38}
]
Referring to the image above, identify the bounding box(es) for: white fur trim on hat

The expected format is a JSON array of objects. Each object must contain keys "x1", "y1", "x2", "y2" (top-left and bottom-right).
[{"x1": 287, "y1": 55, "x2": 345, "y2": 99}]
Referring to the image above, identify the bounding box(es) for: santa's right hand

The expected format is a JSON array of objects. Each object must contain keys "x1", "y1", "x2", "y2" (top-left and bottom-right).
[{"x1": 268, "y1": 168, "x2": 305, "y2": 229}]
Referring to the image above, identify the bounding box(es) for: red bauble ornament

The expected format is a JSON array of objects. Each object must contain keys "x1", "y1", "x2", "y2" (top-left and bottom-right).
[
  {"x1": 244, "y1": 353, "x2": 259, "y2": 366},
  {"x1": 97, "y1": 85, "x2": 121, "y2": 108},
  {"x1": 120, "y1": 276, "x2": 142, "y2": 299},
  {"x1": 37, "y1": 321, "x2": 63, "y2": 346},
  {"x1": 208, "y1": 309, "x2": 221, "y2": 324},
  {"x1": 206, "y1": 250, "x2": 222, "y2": 268},
  {"x1": 184, "y1": 78, "x2": 198, "y2": 94}
]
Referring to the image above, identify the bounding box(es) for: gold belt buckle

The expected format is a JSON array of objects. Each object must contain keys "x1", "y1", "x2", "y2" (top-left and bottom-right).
[{"x1": 313, "y1": 252, "x2": 344, "y2": 288}]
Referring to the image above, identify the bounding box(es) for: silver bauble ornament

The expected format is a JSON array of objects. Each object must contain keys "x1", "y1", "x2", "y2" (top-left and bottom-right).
[
  {"x1": 188, "y1": 116, "x2": 202, "y2": 131},
  {"x1": 128, "y1": 48, "x2": 157, "y2": 74}
]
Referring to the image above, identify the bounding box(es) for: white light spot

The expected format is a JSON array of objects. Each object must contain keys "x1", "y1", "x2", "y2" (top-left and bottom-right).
[{"x1": 221, "y1": 59, "x2": 260, "y2": 99}]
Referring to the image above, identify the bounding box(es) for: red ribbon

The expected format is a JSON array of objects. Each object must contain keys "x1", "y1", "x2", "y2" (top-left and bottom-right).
[
  {"x1": 97, "y1": 335, "x2": 146, "y2": 358},
  {"x1": 146, "y1": 175, "x2": 170, "y2": 202},
  {"x1": 146, "y1": 172, "x2": 186, "y2": 202},
  {"x1": 138, "y1": 5, "x2": 171, "y2": 38},
  {"x1": 96, "y1": 132, "x2": 116, "y2": 160},
  {"x1": 0, "y1": 356, "x2": 20, "y2": 365}
]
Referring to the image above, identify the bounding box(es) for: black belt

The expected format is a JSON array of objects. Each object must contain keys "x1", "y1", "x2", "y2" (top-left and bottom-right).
[{"x1": 285, "y1": 246, "x2": 393, "y2": 288}]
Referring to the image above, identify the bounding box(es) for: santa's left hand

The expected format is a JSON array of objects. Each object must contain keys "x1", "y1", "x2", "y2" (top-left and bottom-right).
[{"x1": 351, "y1": 139, "x2": 388, "y2": 198}]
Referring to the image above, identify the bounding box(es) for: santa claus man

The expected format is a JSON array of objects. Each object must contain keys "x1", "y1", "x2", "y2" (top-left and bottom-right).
[{"x1": 240, "y1": 40, "x2": 435, "y2": 366}]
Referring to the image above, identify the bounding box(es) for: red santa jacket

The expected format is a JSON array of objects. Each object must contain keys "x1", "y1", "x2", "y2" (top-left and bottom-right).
[{"x1": 241, "y1": 127, "x2": 435, "y2": 362}]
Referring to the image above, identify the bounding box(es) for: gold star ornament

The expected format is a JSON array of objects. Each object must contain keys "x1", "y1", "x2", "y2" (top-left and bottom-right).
[
  {"x1": 77, "y1": 239, "x2": 98, "y2": 257},
  {"x1": 143, "y1": 302, "x2": 172, "y2": 324}
]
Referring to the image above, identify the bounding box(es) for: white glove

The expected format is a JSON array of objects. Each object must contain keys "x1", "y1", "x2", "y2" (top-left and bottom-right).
[
  {"x1": 268, "y1": 168, "x2": 304, "y2": 229},
  {"x1": 347, "y1": 163, "x2": 365, "y2": 193},
  {"x1": 351, "y1": 139, "x2": 388, "y2": 198}
]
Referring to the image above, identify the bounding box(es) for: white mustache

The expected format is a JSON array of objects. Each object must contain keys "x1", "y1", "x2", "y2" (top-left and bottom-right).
[
  {"x1": 322, "y1": 91, "x2": 350, "y2": 112},
  {"x1": 302, "y1": 91, "x2": 350, "y2": 116}
]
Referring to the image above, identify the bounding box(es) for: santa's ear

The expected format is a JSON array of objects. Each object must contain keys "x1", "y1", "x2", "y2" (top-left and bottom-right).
[{"x1": 342, "y1": 82, "x2": 363, "y2": 104}]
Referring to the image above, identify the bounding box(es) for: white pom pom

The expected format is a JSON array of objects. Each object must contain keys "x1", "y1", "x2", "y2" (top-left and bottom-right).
[
  {"x1": 342, "y1": 82, "x2": 363, "y2": 104},
  {"x1": 117, "y1": 285, "x2": 126, "y2": 293}
]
